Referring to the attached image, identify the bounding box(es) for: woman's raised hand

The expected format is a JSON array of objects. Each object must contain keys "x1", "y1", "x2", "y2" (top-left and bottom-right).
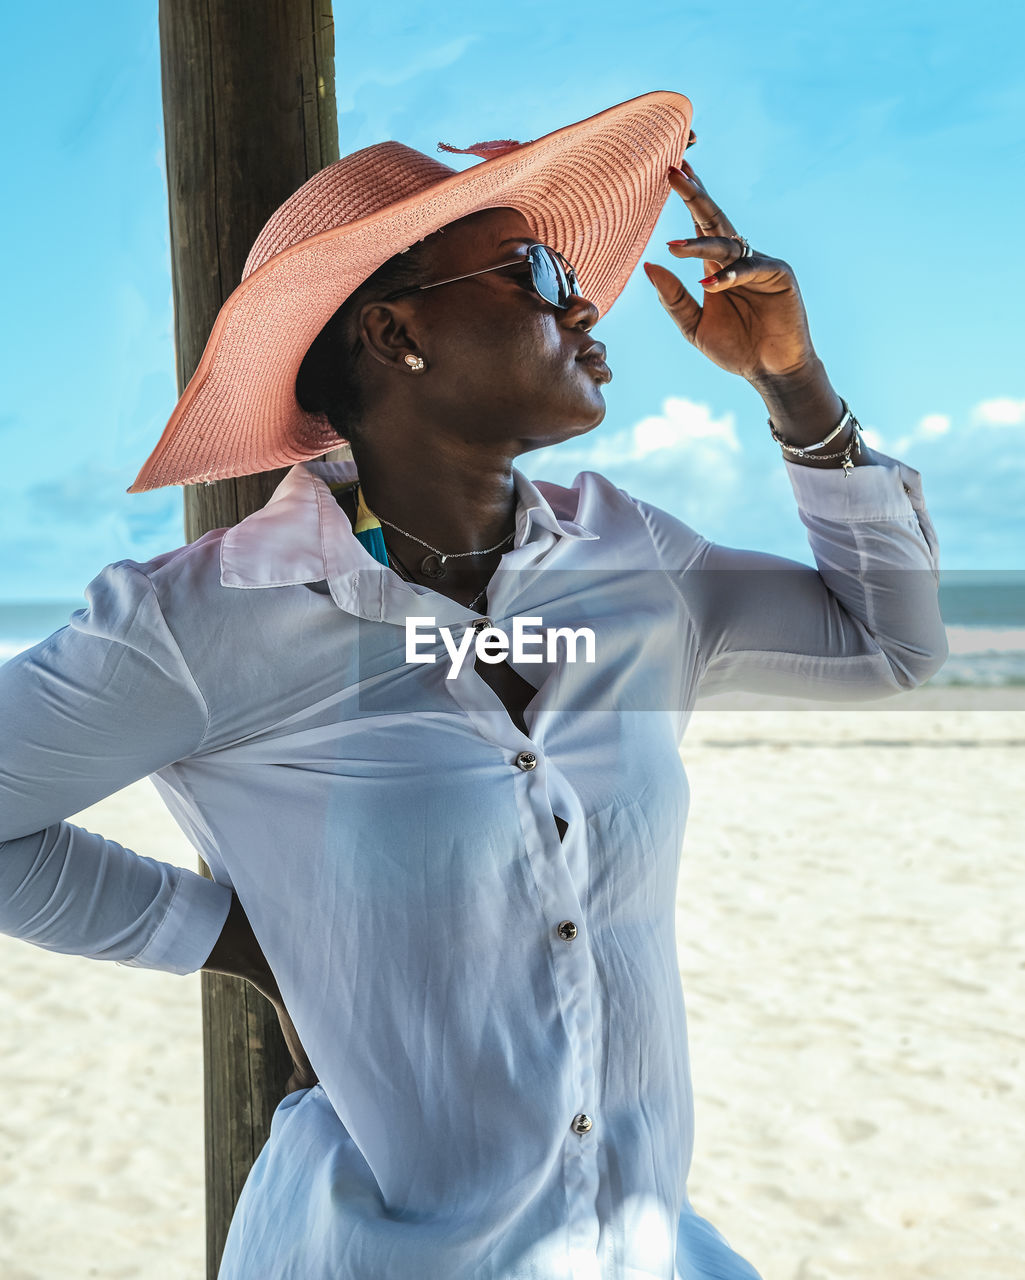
[{"x1": 643, "y1": 159, "x2": 820, "y2": 387}]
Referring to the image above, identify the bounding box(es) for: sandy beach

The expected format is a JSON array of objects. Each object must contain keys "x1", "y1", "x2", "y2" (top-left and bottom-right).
[{"x1": 1, "y1": 686, "x2": 1022, "y2": 1279}]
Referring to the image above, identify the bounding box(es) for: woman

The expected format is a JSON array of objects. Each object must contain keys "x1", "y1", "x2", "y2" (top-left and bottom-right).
[{"x1": 0, "y1": 92, "x2": 946, "y2": 1279}]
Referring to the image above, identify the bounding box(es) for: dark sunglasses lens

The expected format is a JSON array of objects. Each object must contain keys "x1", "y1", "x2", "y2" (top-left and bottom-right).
[
  {"x1": 553, "y1": 250, "x2": 581, "y2": 302},
  {"x1": 527, "y1": 246, "x2": 565, "y2": 306}
]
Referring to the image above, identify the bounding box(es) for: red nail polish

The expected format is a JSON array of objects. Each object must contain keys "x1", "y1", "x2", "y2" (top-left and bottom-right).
[
  {"x1": 698, "y1": 275, "x2": 717, "y2": 286},
  {"x1": 667, "y1": 239, "x2": 690, "y2": 246}
]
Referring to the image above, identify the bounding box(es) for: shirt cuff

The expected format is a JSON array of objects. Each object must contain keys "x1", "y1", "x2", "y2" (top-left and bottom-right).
[
  {"x1": 783, "y1": 444, "x2": 924, "y2": 521},
  {"x1": 119, "y1": 865, "x2": 234, "y2": 976}
]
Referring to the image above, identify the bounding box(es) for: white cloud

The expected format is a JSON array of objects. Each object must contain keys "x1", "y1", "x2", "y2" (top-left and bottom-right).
[
  {"x1": 548, "y1": 398, "x2": 740, "y2": 471},
  {"x1": 527, "y1": 391, "x2": 1022, "y2": 567},
  {"x1": 972, "y1": 397, "x2": 1025, "y2": 427},
  {"x1": 530, "y1": 397, "x2": 744, "y2": 532},
  {"x1": 888, "y1": 412, "x2": 953, "y2": 454},
  {"x1": 918, "y1": 413, "x2": 951, "y2": 438},
  {"x1": 630, "y1": 398, "x2": 740, "y2": 457},
  {"x1": 881, "y1": 398, "x2": 1022, "y2": 455}
]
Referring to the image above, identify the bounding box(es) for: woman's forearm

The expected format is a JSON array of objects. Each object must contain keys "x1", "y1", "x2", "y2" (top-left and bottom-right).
[{"x1": 750, "y1": 359, "x2": 871, "y2": 469}]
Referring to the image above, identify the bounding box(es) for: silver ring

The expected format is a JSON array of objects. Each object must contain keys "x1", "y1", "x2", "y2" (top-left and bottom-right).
[{"x1": 732, "y1": 235, "x2": 753, "y2": 259}]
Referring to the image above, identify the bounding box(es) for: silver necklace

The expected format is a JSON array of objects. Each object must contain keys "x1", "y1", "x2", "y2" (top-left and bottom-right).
[
  {"x1": 387, "y1": 546, "x2": 489, "y2": 614},
  {"x1": 357, "y1": 483, "x2": 516, "y2": 581}
]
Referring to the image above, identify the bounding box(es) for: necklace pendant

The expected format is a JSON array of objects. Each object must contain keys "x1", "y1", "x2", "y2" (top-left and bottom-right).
[
  {"x1": 841, "y1": 456, "x2": 854, "y2": 478},
  {"x1": 419, "y1": 553, "x2": 447, "y2": 579}
]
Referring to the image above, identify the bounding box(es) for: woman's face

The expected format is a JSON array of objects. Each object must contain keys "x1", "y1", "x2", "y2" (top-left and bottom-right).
[{"x1": 366, "y1": 206, "x2": 610, "y2": 451}]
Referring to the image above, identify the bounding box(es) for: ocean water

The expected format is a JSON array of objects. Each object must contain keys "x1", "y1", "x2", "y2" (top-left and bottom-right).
[
  {"x1": 1, "y1": 573, "x2": 1023, "y2": 686},
  {"x1": 0, "y1": 601, "x2": 88, "y2": 666},
  {"x1": 930, "y1": 572, "x2": 1025, "y2": 687}
]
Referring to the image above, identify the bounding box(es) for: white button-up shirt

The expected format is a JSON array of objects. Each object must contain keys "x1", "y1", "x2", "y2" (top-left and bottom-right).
[{"x1": 0, "y1": 449, "x2": 947, "y2": 1279}]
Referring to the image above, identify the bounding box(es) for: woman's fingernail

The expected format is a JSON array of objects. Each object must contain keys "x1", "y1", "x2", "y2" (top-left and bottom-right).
[
  {"x1": 642, "y1": 263, "x2": 663, "y2": 292},
  {"x1": 698, "y1": 275, "x2": 717, "y2": 286},
  {"x1": 668, "y1": 165, "x2": 689, "y2": 179},
  {"x1": 667, "y1": 239, "x2": 690, "y2": 246}
]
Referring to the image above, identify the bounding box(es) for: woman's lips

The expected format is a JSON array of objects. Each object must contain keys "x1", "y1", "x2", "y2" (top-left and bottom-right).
[
  {"x1": 580, "y1": 353, "x2": 611, "y2": 381},
  {"x1": 579, "y1": 353, "x2": 612, "y2": 382}
]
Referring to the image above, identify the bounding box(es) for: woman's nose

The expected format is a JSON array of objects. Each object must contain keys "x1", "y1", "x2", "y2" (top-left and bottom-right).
[{"x1": 561, "y1": 292, "x2": 600, "y2": 330}]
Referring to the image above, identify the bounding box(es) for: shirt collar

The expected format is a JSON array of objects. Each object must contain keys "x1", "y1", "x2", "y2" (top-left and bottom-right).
[{"x1": 219, "y1": 458, "x2": 599, "y2": 610}]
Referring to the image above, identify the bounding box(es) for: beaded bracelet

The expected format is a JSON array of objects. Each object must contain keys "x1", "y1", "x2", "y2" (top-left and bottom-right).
[{"x1": 768, "y1": 398, "x2": 863, "y2": 478}]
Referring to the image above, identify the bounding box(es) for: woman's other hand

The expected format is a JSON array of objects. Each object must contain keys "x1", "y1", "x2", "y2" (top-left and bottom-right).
[
  {"x1": 272, "y1": 998, "x2": 320, "y2": 1095},
  {"x1": 643, "y1": 159, "x2": 819, "y2": 387},
  {"x1": 202, "y1": 890, "x2": 319, "y2": 1095}
]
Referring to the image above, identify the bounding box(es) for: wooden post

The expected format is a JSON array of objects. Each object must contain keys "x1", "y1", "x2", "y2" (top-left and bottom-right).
[{"x1": 157, "y1": 4, "x2": 340, "y2": 1273}]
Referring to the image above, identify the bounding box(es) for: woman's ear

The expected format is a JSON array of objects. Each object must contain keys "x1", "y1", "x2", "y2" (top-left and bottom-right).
[{"x1": 357, "y1": 300, "x2": 422, "y2": 373}]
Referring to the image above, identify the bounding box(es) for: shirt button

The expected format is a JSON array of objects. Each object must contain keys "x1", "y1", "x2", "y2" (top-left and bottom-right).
[
  {"x1": 557, "y1": 920, "x2": 578, "y2": 941},
  {"x1": 571, "y1": 1113, "x2": 593, "y2": 1135},
  {"x1": 515, "y1": 751, "x2": 538, "y2": 771}
]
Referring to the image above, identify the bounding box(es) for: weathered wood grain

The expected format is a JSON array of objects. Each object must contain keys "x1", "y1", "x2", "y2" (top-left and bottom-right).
[{"x1": 157, "y1": 3, "x2": 341, "y2": 1272}]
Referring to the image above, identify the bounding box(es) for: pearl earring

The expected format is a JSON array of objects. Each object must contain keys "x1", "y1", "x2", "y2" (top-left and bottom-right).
[{"x1": 403, "y1": 354, "x2": 427, "y2": 372}]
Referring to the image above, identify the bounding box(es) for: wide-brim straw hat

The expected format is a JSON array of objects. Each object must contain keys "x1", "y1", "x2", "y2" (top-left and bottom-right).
[{"x1": 127, "y1": 89, "x2": 693, "y2": 494}]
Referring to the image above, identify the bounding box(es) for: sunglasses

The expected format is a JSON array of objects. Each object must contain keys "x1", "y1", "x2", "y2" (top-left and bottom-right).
[{"x1": 381, "y1": 243, "x2": 584, "y2": 309}]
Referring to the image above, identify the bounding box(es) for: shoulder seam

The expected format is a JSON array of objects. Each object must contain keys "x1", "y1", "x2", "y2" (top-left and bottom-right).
[{"x1": 125, "y1": 563, "x2": 213, "y2": 755}]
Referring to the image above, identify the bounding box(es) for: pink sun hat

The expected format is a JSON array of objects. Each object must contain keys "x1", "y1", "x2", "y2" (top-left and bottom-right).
[{"x1": 127, "y1": 89, "x2": 693, "y2": 494}]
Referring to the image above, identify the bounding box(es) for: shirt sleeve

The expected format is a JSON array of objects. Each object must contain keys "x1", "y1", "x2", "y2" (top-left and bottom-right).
[
  {"x1": 0, "y1": 560, "x2": 233, "y2": 975},
  {"x1": 626, "y1": 445, "x2": 949, "y2": 700}
]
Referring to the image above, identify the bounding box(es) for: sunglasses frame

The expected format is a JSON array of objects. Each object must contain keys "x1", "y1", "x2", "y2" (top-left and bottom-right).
[{"x1": 380, "y1": 243, "x2": 584, "y2": 309}]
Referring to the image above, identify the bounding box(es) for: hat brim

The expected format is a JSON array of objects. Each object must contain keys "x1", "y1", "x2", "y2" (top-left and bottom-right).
[{"x1": 127, "y1": 90, "x2": 693, "y2": 493}]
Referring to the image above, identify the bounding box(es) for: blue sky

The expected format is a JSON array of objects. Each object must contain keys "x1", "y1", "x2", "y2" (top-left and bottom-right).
[{"x1": 1, "y1": 0, "x2": 1022, "y2": 600}]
